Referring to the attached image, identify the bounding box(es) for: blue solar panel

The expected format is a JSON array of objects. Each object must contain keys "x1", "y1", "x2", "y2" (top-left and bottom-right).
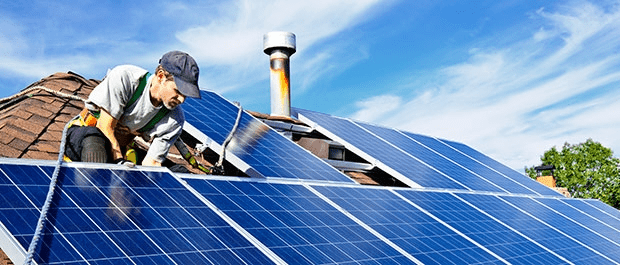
[
  {"x1": 401, "y1": 132, "x2": 539, "y2": 195},
  {"x1": 440, "y1": 139, "x2": 561, "y2": 197},
  {"x1": 185, "y1": 178, "x2": 413, "y2": 264},
  {"x1": 500, "y1": 195, "x2": 620, "y2": 263},
  {"x1": 296, "y1": 108, "x2": 467, "y2": 190},
  {"x1": 585, "y1": 199, "x2": 620, "y2": 221},
  {"x1": 184, "y1": 91, "x2": 354, "y2": 183},
  {"x1": 0, "y1": 162, "x2": 273, "y2": 265},
  {"x1": 313, "y1": 185, "x2": 503, "y2": 264},
  {"x1": 355, "y1": 122, "x2": 506, "y2": 193},
  {"x1": 455, "y1": 193, "x2": 615, "y2": 264},
  {"x1": 561, "y1": 199, "x2": 620, "y2": 228},
  {"x1": 396, "y1": 190, "x2": 568, "y2": 264},
  {"x1": 532, "y1": 197, "x2": 620, "y2": 246}
]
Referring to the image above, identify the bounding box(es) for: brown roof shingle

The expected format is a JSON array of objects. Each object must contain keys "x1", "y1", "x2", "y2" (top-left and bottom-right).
[{"x1": 0, "y1": 72, "x2": 99, "y2": 160}]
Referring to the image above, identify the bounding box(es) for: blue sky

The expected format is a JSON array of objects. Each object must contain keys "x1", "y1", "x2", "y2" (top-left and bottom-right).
[{"x1": 2, "y1": 0, "x2": 620, "y2": 171}]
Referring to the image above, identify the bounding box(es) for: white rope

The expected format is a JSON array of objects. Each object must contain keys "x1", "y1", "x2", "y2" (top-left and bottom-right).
[
  {"x1": 23, "y1": 114, "x2": 78, "y2": 264},
  {"x1": 1, "y1": 85, "x2": 87, "y2": 104},
  {"x1": 19, "y1": 86, "x2": 86, "y2": 264}
]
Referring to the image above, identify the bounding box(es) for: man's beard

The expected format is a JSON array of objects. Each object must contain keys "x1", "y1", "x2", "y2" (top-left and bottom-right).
[{"x1": 163, "y1": 101, "x2": 178, "y2": 110}]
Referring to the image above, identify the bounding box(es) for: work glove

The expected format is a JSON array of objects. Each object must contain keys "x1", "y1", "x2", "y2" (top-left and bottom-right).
[{"x1": 113, "y1": 158, "x2": 135, "y2": 168}]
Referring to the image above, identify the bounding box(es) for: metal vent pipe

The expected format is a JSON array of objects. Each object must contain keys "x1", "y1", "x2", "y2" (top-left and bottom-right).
[{"x1": 263, "y1": 32, "x2": 296, "y2": 118}]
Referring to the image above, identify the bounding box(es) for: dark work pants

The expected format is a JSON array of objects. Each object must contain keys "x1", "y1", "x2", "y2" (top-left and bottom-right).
[{"x1": 64, "y1": 126, "x2": 112, "y2": 163}]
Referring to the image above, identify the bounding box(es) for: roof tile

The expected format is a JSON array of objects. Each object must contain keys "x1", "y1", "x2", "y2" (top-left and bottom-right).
[{"x1": 8, "y1": 138, "x2": 30, "y2": 152}]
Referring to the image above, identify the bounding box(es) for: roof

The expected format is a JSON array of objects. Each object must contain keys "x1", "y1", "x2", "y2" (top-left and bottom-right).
[
  {"x1": 1, "y1": 73, "x2": 620, "y2": 265},
  {"x1": 0, "y1": 72, "x2": 97, "y2": 160}
]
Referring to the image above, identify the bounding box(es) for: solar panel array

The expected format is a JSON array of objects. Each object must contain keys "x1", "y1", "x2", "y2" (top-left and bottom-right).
[
  {"x1": 183, "y1": 91, "x2": 354, "y2": 183},
  {"x1": 2, "y1": 160, "x2": 620, "y2": 264},
  {"x1": 295, "y1": 108, "x2": 561, "y2": 196},
  {"x1": 1, "y1": 95, "x2": 619, "y2": 264}
]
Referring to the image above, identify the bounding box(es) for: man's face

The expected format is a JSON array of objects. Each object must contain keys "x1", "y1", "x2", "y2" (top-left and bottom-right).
[{"x1": 160, "y1": 78, "x2": 186, "y2": 110}]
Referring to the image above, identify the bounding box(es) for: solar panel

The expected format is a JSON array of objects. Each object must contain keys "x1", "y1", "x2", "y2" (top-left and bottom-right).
[
  {"x1": 312, "y1": 185, "x2": 503, "y2": 264},
  {"x1": 455, "y1": 192, "x2": 616, "y2": 264},
  {"x1": 585, "y1": 199, "x2": 620, "y2": 221},
  {"x1": 355, "y1": 122, "x2": 506, "y2": 193},
  {"x1": 400, "y1": 132, "x2": 540, "y2": 195},
  {"x1": 295, "y1": 108, "x2": 468, "y2": 190},
  {"x1": 439, "y1": 139, "x2": 561, "y2": 197},
  {"x1": 184, "y1": 178, "x2": 414, "y2": 264},
  {"x1": 500, "y1": 195, "x2": 620, "y2": 263},
  {"x1": 532, "y1": 197, "x2": 620, "y2": 245},
  {"x1": 0, "y1": 161, "x2": 274, "y2": 265},
  {"x1": 184, "y1": 91, "x2": 354, "y2": 183},
  {"x1": 395, "y1": 190, "x2": 568, "y2": 264},
  {"x1": 561, "y1": 199, "x2": 620, "y2": 228}
]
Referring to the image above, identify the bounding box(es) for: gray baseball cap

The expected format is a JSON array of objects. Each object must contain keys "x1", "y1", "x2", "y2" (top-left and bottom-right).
[{"x1": 159, "y1": 51, "x2": 201, "y2": 99}]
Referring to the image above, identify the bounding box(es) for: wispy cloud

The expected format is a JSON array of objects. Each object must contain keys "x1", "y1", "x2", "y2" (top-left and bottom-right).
[
  {"x1": 0, "y1": 0, "x2": 388, "y2": 100},
  {"x1": 350, "y1": 1, "x2": 620, "y2": 170},
  {"x1": 175, "y1": 0, "x2": 388, "y2": 96}
]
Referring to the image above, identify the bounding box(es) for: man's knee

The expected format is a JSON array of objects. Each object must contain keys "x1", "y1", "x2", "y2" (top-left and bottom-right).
[{"x1": 65, "y1": 126, "x2": 111, "y2": 162}]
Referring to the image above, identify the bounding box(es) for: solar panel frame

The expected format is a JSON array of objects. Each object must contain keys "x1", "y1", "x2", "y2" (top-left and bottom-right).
[
  {"x1": 183, "y1": 91, "x2": 355, "y2": 183},
  {"x1": 455, "y1": 192, "x2": 617, "y2": 264},
  {"x1": 560, "y1": 199, "x2": 620, "y2": 229},
  {"x1": 183, "y1": 177, "x2": 417, "y2": 264},
  {"x1": 399, "y1": 132, "x2": 541, "y2": 196},
  {"x1": 585, "y1": 199, "x2": 620, "y2": 221},
  {"x1": 355, "y1": 121, "x2": 509, "y2": 193},
  {"x1": 312, "y1": 185, "x2": 507, "y2": 264},
  {"x1": 439, "y1": 139, "x2": 562, "y2": 197},
  {"x1": 499, "y1": 195, "x2": 620, "y2": 263},
  {"x1": 0, "y1": 160, "x2": 279, "y2": 265},
  {"x1": 394, "y1": 190, "x2": 570, "y2": 264},
  {"x1": 532, "y1": 197, "x2": 620, "y2": 247},
  {"x1": 296, "y1": 108, "x2": 469, "y2": 190}
]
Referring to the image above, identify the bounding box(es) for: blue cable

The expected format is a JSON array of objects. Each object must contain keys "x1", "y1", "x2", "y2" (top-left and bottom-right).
[{"x1": 23, "y1": 115, "x2": 79, "y2": 265}]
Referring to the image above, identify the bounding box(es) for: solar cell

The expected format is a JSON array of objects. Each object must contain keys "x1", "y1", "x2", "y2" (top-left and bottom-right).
[
  {"x1": 500, "y1": 195, "x2": 620, "y2": 263},
  {"x1": 355, "y1": 122, "x2": 506, "y2": 193},
  {"x1": 439, "y1": 139, "x2": 561, "y2": 197},
  {"x1": 185, "y1": 178, "x2": 414, "y2": 264},
  {"x1": 455, "y1": 193, "x2": 616, "y2": 264},
  {"x1": 0, "y1": 162, "x2": 273, "y2": 265},
  {"x1": 395, "y1": 190, "x2": 568, "y2": 264},
  {"x1": 295, "y1": 108, "x2": 468, "y2": 190},
  {"x1": 184, "y1": 91, "x2": 354, "y2": 183},
  {"x1": 313, "y1": 185, "x2": 504, "y2": 264},
  {"x1": 400, "y1": 132, "x2": 539, "y2": 195}
]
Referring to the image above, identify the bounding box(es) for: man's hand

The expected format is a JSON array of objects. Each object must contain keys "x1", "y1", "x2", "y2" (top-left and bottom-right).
[{"x1": 96, "y1": 109, "x2": 123, "y2": 161}]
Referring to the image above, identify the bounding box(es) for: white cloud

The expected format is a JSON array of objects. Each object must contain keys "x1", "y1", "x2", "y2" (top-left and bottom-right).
[
  {"x1": 0, "y1": 0, "x2": 389, "y2": 99},
  {"x1": 174, "y1": 0, "x2": 387, "y2": 93},
  {"x1": 350, "y1": 1, "x2": 620, "y2": 170},
  {"x1": 350, "y1": 95, "x2": 402, "y2": 122}
]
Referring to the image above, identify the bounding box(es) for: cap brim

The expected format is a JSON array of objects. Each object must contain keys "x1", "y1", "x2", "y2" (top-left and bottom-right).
[{"x1": 174, "y1": 77, "x2": 201, "y2": 99}]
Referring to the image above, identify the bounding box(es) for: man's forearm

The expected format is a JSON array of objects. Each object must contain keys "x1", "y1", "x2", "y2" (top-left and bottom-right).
[{"x1": 96, "y1": 110, "x2": 123, "y2": 161}]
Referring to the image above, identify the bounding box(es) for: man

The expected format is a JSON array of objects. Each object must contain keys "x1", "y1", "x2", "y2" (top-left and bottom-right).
[{"x1": 65, "y1": 51, "x2": 201, "y2": 167}]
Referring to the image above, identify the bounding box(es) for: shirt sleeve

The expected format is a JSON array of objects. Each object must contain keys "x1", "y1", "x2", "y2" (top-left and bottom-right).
[
  {"x1": 143, "y1": 107, "x2": 185, "y2": 163},
  {"x1": 87, "y1": 65, "x2": 147, "y2": 119}
]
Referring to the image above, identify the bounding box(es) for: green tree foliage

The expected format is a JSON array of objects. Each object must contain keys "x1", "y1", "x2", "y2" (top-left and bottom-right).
[{"x1": 526, "y1": 139, "x2": 620, "y2": 208}]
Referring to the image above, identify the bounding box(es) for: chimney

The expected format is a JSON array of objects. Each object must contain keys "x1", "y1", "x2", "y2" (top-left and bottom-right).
[{"x1": 263, "y1": 32, "x2": 296, "y2": 118}]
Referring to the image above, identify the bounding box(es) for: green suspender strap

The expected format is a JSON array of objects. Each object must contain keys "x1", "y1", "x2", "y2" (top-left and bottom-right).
[{"x1": 126, "y1": 72, "x2": 171, "y2": 133}]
